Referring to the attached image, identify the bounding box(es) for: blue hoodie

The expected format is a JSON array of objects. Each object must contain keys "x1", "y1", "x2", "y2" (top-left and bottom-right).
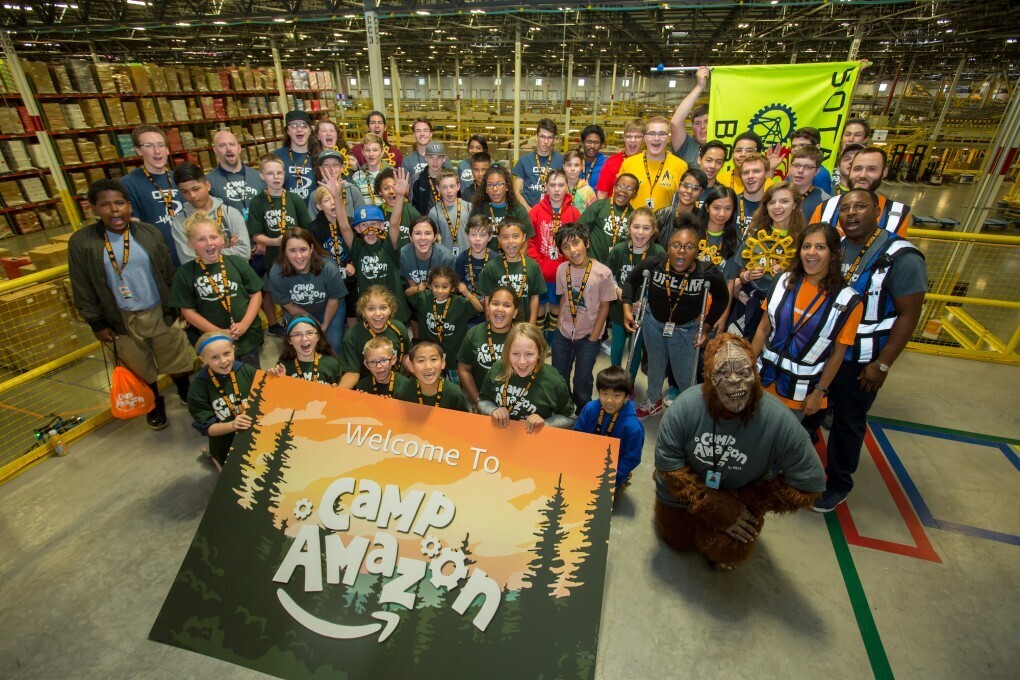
[{"x1": 574, "y1": 398, "x2": 645, "y2": 487}]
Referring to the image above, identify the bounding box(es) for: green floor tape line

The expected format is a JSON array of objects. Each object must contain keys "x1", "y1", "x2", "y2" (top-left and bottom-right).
[
  {"x1": 868, "y1": 416, "x2": 1020, "y2": 446},
  {"x1": 825, "y1": 512, "x2": 895, "y2": 680}
]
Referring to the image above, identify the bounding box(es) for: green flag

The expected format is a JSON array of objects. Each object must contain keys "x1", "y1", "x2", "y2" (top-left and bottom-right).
[{"x1": 708, "y1": 61, "x2": 862, "y2": 172}]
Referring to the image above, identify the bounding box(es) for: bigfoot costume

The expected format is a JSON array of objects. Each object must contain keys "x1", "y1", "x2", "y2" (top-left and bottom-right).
[{"x1": 653, "y1": 335, "x2": 824, "y2": 568}]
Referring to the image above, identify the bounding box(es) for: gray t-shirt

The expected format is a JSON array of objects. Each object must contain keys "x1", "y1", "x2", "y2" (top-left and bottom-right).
[
  {"x1": 207, "y1": 165, "x2": 266, "y2": 220},
  {"x1": 654, "y1": 387, "x2": 825, "y2": 507},
  {"x1": 268, "y1": 258, "x2": 348, "y2": 319},
  {"x1": 427, "y1": 199, "x2": 473, "y2": 255},
  {"x1": 841, "y1": 231, "x2": 928, "y2": 298},
  {"x1": 513, "y1": 151, "x2": 564, "y2": 207},
  {"x1": 671, "y1": 134, "x2": 701, "y2": 167},
  {"x1": 398, "y1": 243, "x2": 457, "y2": 285}
]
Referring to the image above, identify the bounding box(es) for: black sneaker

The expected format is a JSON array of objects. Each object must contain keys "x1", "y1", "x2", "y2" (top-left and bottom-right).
[
  {"x1": 813, "y1": 488, "x2": 848, "y2": 513},
  {"x1": 267, "y1": 323, "x2": 285, "y2": 338},
  {"x1": 146, "y1": 396, "x2": 168, "y2": 430}
]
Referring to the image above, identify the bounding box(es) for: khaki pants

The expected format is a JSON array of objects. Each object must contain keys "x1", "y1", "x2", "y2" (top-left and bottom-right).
[{"x1": 107, "y1": 306, "x2": 195, "y2": 384}]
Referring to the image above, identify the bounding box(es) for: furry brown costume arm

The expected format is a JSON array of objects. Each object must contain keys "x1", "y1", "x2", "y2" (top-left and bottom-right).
[
  {"x1": 751, "y1": 477, "x2": 820, "y2": 516},
  {"x1": 657, "y1": 467, "x2": 747, "y2": 530}
]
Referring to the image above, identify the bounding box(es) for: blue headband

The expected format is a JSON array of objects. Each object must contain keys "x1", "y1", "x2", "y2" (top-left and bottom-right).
[
  {"x1": 196, "y1": 334, "x2": 232, "y2": 355},
  {"x1": 285, "y1": 315, "x2": 319, "y2": 335}
]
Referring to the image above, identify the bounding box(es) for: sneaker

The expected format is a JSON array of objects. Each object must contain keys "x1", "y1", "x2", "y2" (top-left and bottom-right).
[
  {"x1": 267, "y1": 323, "x2": 285, "y2": 338},
  {"x1": 600, "y1": 341, "x2": 611, "y2": 356},
  {"x1": 146, "y1": 396, "x2": 168, "y2": 431},
  {"x1": 664, "y1": 386, "x2": 681, "y2": 406},
  {"x1": 635, "y1": 399, "x2": 663, "y2": 421},
  {"x1": 813, "y1": 488, "x2": 848, "y2": 513}
]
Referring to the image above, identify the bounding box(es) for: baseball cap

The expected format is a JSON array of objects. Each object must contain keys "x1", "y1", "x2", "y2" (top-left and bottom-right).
[
  {"x1": 317, "y1": 149, "x2": 343, "y2": 164},
  {"x1": 840, "y1": 143, "x2": 866, "y2": 157},
  {"x1": 285, "y1": 110, "x2": 312, "y2": 126},
  {"x1": 425, "y1": 142, "x2": 446, "y2": 156},
  {"x1": 352, "y1": 205, "x2": 386, "y2": 227}
]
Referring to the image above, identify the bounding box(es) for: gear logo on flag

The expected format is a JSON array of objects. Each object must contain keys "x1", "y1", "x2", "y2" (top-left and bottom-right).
[{"x1": 749, "y1": 103, "x2": 797, "y2": 147}]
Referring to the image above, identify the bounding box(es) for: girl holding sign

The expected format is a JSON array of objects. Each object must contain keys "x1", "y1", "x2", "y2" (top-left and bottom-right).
[
  {"x1": 476, "y1": 323, "x2": 575, "y2": 433},
  {"x1": 457, "y1": 285, "x2": 519, "y2": 409},
  {"x1": 188, "y1": 332, "x2": 257, "y2": 469}
]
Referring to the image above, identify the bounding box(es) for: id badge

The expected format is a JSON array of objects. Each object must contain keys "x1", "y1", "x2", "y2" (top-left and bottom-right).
[
  {"x1": 737, "y1": 289, "x2": 751, "y2": 304},
  {"x1": 118, "y1": 283, "x2": 134, "y2": 300},
  {"x1": 706, "y1": 470, "x2": 721, "y2": 489},
  {"x1": 662, "y1": 322, "x2": 675, "y2": 337},
  {"x1": 242, "y1": 207, "x2": 250, "y2": 221},
  {"x1": 452, "y1": 245, "x2": 460, "y2": 257},
  {"x1": 646, "y1": 198, "x2": 655, "y2": 209},
  {"x1": 548, "y1": 246, "x2": 558, "y2": 260}
]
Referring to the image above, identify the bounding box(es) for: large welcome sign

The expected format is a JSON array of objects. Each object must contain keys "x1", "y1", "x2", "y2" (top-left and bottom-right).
[{"x1": 150, "y1": 373, "x2": 618, "y2": 679}]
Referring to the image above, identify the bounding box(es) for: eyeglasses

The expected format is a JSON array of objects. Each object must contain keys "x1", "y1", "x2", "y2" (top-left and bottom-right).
[
  {"x1": 536, "y1": 133, "x2": 555, "y2": 141},
  {"x1": 733, "y1": 146, "x2": 757, "y2": 154},
  {"x1": 289, "y1": 330, "x2": 319, "y2": 340},
  {"x1": 486, "y1": 181, "x2": 506, "y2": 189},
  {"x1": 287, "y1": 122, "x2": 310, "y2": 129},
  {"x1": 623, "y1": 134, "x2": 644, "y2": 141},
  {"x1": 670, "y1": 243, "x2": 698, "y2": 252},
  {"x1": 645, "y1": 131, "x2": 669, "y2": 138},
  {"x1": 615, "y1": 184, "x2": 638, "y2": 193},
  {"x1": 365, "y1": 358, "x2": 393, "y2": 368},
  {"x1": 791, "y1": 162, "x2": 818, "y2": 171},
  {"x1": 680, "y1": 182, "x2": 703, "y2": 192},
  {"x1": 139, "y1": 142, "x2": 167, "y2": 151}
]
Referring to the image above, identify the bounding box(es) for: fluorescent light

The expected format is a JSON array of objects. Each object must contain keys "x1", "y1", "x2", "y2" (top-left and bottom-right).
[
  {"x1": 350, "y1": 77, "x2": 357, "y2": 85},
  {"x1": 668, "y1": 79, "x2": 677, "y2": 88},
  {"x1": 535, "y1": 78, "x2": 543, "y2": 85},
  {"x1": 577, "y1": 78, "x2": 585, "y2": 86},
  {"x1": 384, "y1": 77, "x2": 391, "y2": 85}
]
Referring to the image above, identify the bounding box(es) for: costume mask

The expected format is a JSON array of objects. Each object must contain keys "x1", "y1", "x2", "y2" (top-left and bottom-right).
[{"x1": 710, "y1": 340, "x2": 755, "y2": 413}]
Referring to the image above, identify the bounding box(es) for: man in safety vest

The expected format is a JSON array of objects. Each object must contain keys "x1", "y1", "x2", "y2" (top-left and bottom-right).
[
  {"x1": 813, "y1": 189, "x2": 927, "y2": 513},
  {"x1": 811, "y1": 147, "x2": 911, "y2": 237}
]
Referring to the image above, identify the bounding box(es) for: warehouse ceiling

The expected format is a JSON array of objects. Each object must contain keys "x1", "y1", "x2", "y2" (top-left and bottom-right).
[{"x1": 2, "y1": 0, "x2": 1018, "y2": 87}]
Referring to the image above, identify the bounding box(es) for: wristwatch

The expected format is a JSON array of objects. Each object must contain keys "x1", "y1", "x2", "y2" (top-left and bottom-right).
[{"x1": 877, "y1": 362, "x2": 890, "y2": 373}]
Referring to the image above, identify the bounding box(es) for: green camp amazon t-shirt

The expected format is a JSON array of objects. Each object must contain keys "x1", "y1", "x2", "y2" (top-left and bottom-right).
[
  {"x1": 339, "y1": 320, "x2": 412, "y2": 378},
  {"x1": 393, "y1": 378, "x2": 469, "y2": 412},
  {"x1": 476, "y1": 256, "x2": 547, "y2": 322},
  {"x1": 171, "y1": 255, "x2": 264, "y2": 356},
  {"x1": 282, "y1": 355, "x2": 343, "y2": 385},
  {"x1": 456, "y1": 323, "x2": 511, "y2": 389},
  {"x1": 409, "y1": 292, "x2": 476, "y2": 361},
  {"x1": 478, "y1": 361, "x2": 573, "y2": 421},
  {"x1": 605, "y1": 242, "x2": 666, "y2": 328},
  {"x1": 356, "y1": 371, "x2": 410, "y2": 397},
  {"x1": 187, "y1": 363, "x2": 257, "y2": 464}
]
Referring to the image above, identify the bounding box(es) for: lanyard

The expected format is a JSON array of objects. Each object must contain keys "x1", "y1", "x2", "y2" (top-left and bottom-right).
[
  {"x1": 566, "y1": 260, "x2": 593, "y2": 328},
  {"x1": 502, "y1": 255, "x2": 527, "y2": 299},
  {"x1": 642, "y1": 154, "x2": 667, "y2": 202},
  {"x1": 536, "y1": 153, "x2": 551, "y2": 188},
  {"x1": 441, "y1": 200, "x2": 463, "y2": 244},
  {"x1": 288, "y1": 149, "x2": 309, "y2": 178},
  {"x1": 596, "y1": 408, "x2": 619, "y2": 435},
  {"x1": 710, "y1": 421, "x2": 723, "y2": 472},
  {"x1": 608, "y1": 205, "x2": 631, "y2": 248},
  {"x1": 213, "y1": 206, "x2": 224, "y2": 232},
  {"x1": 196, "y1": 256, "x2": 233, "y2": 315},
  {"x1": 485, "y1": 324, "x2": 501, "y2": 364},
  {"x1": 367, "y1": 321, "x2": 405, "y2": 360},
  {"x1": 550, "y1": 203, "x2": 562, "y2": 234},
  {"x1": 362, "y1": 169, "x2": 378, "y2": 204},
  {"x1": 374, "y1": 370, "x2": 396, "y2": 396},
  {"x1": 501, "y1": 367, "x2": 538, "y2": 415},
  {"x1": 103, "y1": 228, "x2": 129, "y2": 279},
  {"x1": 326, "y1": 219, "x2": 346, "y2": 264},
  {"x1": 842, "y1": 229, "x2": 881, "y2": 284},
  {"x1": 628, "y1": 243, "x2": 648, "y2": 267},
  {"x1": 417, "y1": 377, "x2": 444, "y2": 405},
  {"x1": 488, "y1": 204, "x2": 506, "y2": 225},
  {"x1": 467, "y1": 249, "x2": 489, "y2": 292},
  {"x1": 267, "y1": 190, "x2": 287, "y2": 233},
  {"x1": 208, "y1": 368, "x2": 241, "y2": 417},
  {"x1": 432, "y1": 297, "x2": 452, "y2": 344},
  {"x1": 582, "y1": 159, "x2": 595, "y2": 183},
  {"x1": 142, "y1": 168, "x2": 175, "y2": 217},
  {"x1": 428, "y1": 177, "x2": 441, "y2": 206},
  {"x1": 663, "y1": 261, "x2": 694, "y2": 322},
  {"x1": 294, "y1": 353, "x2": 319, "y2": 382}
]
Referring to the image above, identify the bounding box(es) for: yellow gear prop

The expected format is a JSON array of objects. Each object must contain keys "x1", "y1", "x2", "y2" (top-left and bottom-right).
[
  {"x1": 336, "y1": 147, "x2": 350, "y2": 170},
  {"x1": 698, "y1": 239, "x2": 723, "y2": 266},
  {"x1": 741, "y1": 229, "x2": 794, "y2": 272},
  {"x1": 383, "y1": 145, "x2": 396, "y2": 167}
]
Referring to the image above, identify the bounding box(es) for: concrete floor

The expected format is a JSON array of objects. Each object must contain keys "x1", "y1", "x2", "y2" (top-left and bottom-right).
[{"x1": 1, "y1": 181, "x2": 1018, "y2": 679}]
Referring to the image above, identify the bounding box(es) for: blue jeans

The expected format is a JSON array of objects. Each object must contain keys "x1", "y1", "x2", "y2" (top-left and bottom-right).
[
  {"x1": 551, "y1": 331, "x2": 599, "y2": 412},
  {"x1": 642, "y1": 315, "x2": 698, "y2": 403},
  {"x1": 311, "y1": 302, "x2": 346, "y2": 356}
]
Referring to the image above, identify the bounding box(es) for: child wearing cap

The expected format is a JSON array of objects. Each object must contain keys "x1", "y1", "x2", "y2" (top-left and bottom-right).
[
  {"x1": 336, "y1": 203, "x2": 412, "y2": 324},
  {"x1": 411, "y1": 141, "x2": 449, "y2": 216},
  {"x1": 274, "y1": 110, "x2": 315, "y2": 202},
  {"x1": 308, "y1": 148, "x2": 365, "y2": 220},
  {"x1": 188, "y1": 332, "x2": 258, "y2": 469}
]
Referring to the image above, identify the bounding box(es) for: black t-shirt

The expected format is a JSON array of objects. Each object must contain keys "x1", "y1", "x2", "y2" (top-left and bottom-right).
[{"x1": 622, "y1": 256, "x2": 730, "y2": 326}]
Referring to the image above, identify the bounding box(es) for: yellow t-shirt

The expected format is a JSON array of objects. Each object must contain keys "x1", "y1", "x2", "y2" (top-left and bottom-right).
[{"x1": 620, "y1": 153, "x2": 688, "y2": 211}]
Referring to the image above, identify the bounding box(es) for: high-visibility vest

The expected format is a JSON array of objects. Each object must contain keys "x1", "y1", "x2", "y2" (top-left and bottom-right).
[
  {"x1": 844, "y1": 236, "x2": 923, "y2": 363},
  {"x1": 819, "y1": 194, "x2": 910, "y2": 237},
  {"x1": 760, "y1": 272, "x2": 861, "y2": 401}
]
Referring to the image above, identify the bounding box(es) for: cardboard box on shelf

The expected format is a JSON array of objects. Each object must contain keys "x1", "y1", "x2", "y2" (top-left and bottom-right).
[
  {"x1": 191, "y1": 67, "x2": 208, "y2": 92},
  {"x1": 139, "y1": 98, "x2": 159, "y2": 124},
  {"x1": 114, "y1": 134, "x2": 134, "y2": 156},
  {"x1": 80, "y1": 99, "x2": 107, "y2": 127},
  {"x1": 129, "y1": 65, "x2": 151, "y2": 92},
  {"x1": 41, "y1": 103, "x2": 69, "y2": 131},
  {"x1": 206, "y1": 72, "x2": 220, "y2": 92},
  {"x1": 0, "y1": 107, "x2": 24, "y2": 134},
  {"x1": 0, "y1": 256, "x2": 33, "y2": 279},
  {"x1": 85, "y1": 168, "x2": 106, "y2": 184},
  {"x1": 91, "y1": 63, "x2": 117, "y2": 93},
  {"x1": 67, "y1": 172, "x2": 89, "y2": 195},
  {"x1": 37, "y1": 209, "x2": 63, "y2": 230},
  {"x1": 55, "y1": 138, "x2": 81, "y2": 165},
  {"x1": 165, "y1": 67, "x2": 181, "y2": 92},
  {"x1": 13, "y1": 211, "x2": 43, "y2": 234},
  {"x1": 0, "y1": 321, "x2": 83, "y2": 371},
  {"x1": 106, "y1": 98, "x2": 127, "y2": 126},
  {"x1": 20, "y1": 178, "x2": 50, "y2": 202},
  {"x1": 0, "y1": 181, "x2": 27, "y2": 206},
  {"x1": 76, "y1": 139, "x2": 100, "y2": 163},
  {"x1": 177, "y1": 67, "x2": 193, "y2": 91},
  {"x1": 65, "y1": 59, "x2": 98, "y2": 93},
  {"x1": 170, "y1": 99, "x2": 190, "y2": 122},
  {"x1": 230, "y1": 69, "x2": 244, "y2": 91},
  {"x1": 22, "y1": 62, "x2": 57, "y2": 93},
  {"x1": 186, "y1": 101, "x2": 202, "y2": 121},
  {"x1": 26, "y1": 143, "x2": 47, "y2": 168},
  {"x1": 1, "y1": 140, "x2": 33, "y2": 170},
  {"x1": 122, "y1": 101, "x2": 142, "y2": 125},
  {"x1": 0, "y1": 154, "x2": 8, "y2": 173},
  {"x1": 50, "y1": 63, "x2": 75, "y2": 93},
  {"x1": 111, "y1": 66, "x2": 134, "y2": 93},
  {"x1": 200, "y1": 96, "x2": 216, "y2": 119},
  {"x1": 166, "y1": 128, "x2": 184, "y2": 153},
  {"x1": 148, "y1": 64, "x2": 169, "y2": 92},
  {"x1": 97, "y1": 140, "x2": 119, "y2": 161},
  {"x1": 180, "y1": 130, "x2": 195, "y2": 150},
  {"x1": 155, "y1": 98, "x2": 173, "y2": 123}
]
